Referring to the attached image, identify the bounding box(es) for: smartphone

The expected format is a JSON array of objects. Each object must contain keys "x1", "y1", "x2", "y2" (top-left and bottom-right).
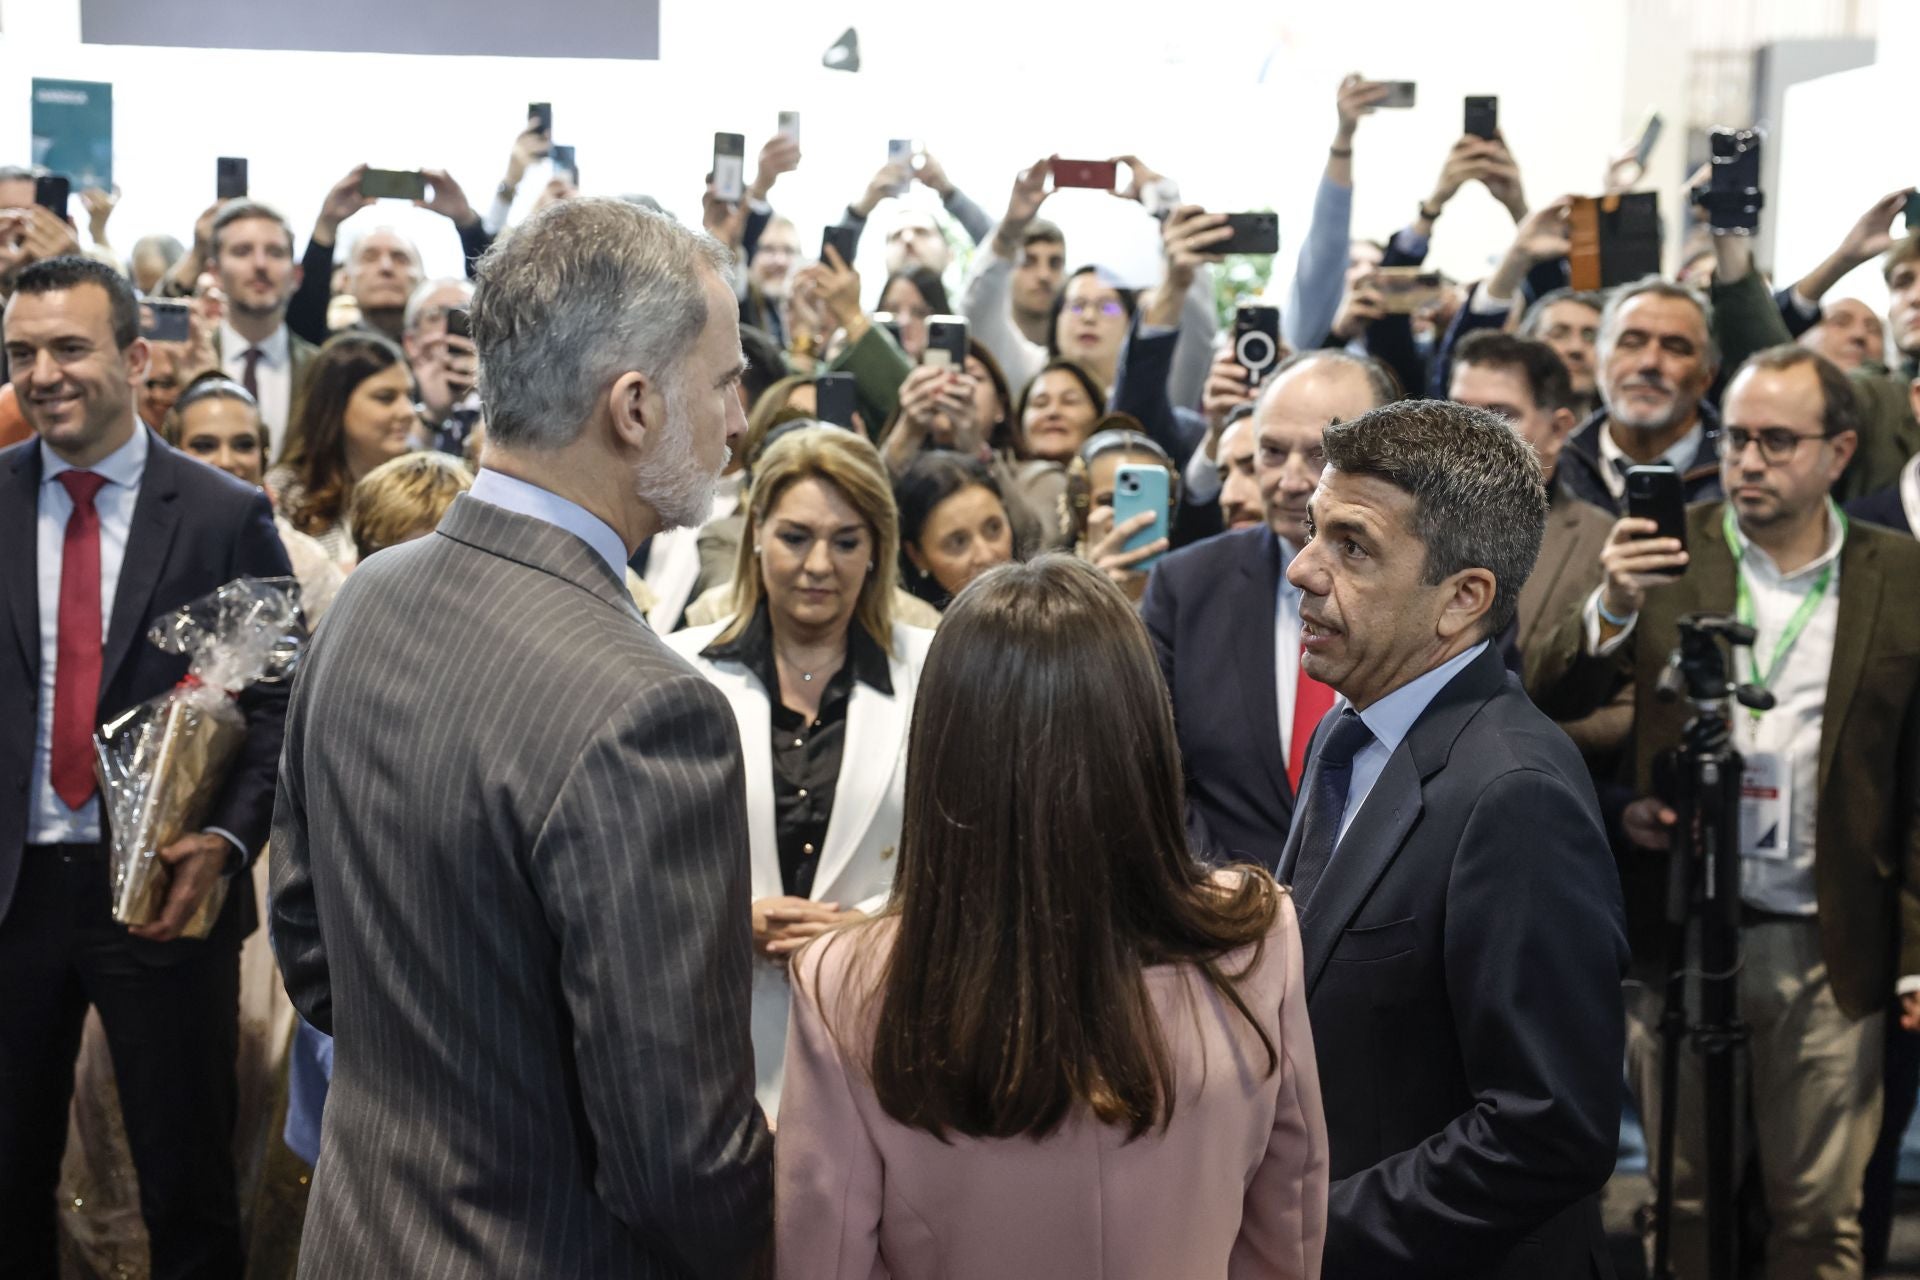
[
  {"x1": 528, "y1": 102, "x2": 552, "y2": 136},
  {"x1": 1214, "y1": 212, "x2": 1279, "y2": 256},
  {"x1": 821, "y1": 224, "x2": 858, "y2": 268},
  {"x1": 1050, "y1": 158, "x2": 1117, "y2": 191},
  {"x1": 549, "y1": 144, "x2": 578, "y2": 187},
  {"x1": 1373, "y1": 267, "x2": 1446, "y2": 314},
  {"x1": 1625, "y1": 465, "x2": 1688, "y2": 576},
  {"x1": 1631, "y1": 109, "x2": 1664, "y2": 170},
  {"x1": 871, "y1": 311, "x2": 903, "y2": 348},
  {"x1": 778, "y1": 110, "x2": 801, "y2": 145},
  {"x1": 1691, "y1": 127, "x2": 1763, "y2": 234},
  {"x1": 885, "y1": 138, "x2": 915, "y2": 197},
  {"x1": 445, "y1": 306, "x2": 472, "y2": 341},
  {"x1": 359, "y1": 169, "x2": 427, "y2": 200},
  {"x1": 815, "y1": 373, "x2": 858, "y2": 429},
  {"x1": 1464, "y1": 95, "x2": 1499, "y2": 141},
  {"x1": 34, "y1": 174, "x2": 71, "y2": 216},
  {"x1": 139, "y1": 299, "x2": 191, "y2": 342},
  {"x1": 922, "y1": 315, "x2": 969, "y2": 369},
  {"x1": 1568, "y1": 192, "x2": 1663, "y2": 289},
  {"x1": 1907, "y1": 191, "x2": 1920, "y2": 234},
  {"x1": 712, "y1": 133, "x2": 746, "y2": 203},
  {"x1": 1112, "y1": 464, "x2": 1171, "y2": 570},
  {"x1": 216, "y1": 156, "x2": 249, "y2": 200},
  {"x1": 1379, "y1": 81, "x2": 1417, "y2": 109},
  {"x1": 1232, "y1": 305, "x2": 1281, "y2": 382}
]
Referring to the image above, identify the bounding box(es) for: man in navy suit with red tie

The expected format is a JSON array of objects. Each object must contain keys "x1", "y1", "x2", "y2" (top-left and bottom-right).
[
  {"x1": 1142, "y1": 350, "x2": 1398, "y2": 868},
  {"x1": 0, "y1": 256, "x2": 292, "y2": 1278}
]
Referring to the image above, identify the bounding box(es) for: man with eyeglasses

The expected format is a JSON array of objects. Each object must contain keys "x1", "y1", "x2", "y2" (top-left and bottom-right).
[{"x1": 1530, "y1": 344, "x2": 1920, "y2": 1279}]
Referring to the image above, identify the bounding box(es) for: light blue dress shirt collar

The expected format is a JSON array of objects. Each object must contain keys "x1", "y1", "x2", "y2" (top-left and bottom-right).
[
  {"x1": 41, "y1": 420, "x2": 148, "y2": 488},
  {"x1": 467, "y1": 468, "x2": 630, "y2": 582},
  {"x1": 1336, "y1": 639, "x2": 1491, "y2": 843}
]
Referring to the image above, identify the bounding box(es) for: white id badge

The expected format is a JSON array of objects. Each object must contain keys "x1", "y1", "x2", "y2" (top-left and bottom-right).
[{"x1": 1739, "y1": 752, "x2": 1790, "y2": 862}]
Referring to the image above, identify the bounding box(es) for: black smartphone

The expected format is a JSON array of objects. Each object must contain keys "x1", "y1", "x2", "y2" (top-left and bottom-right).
[
  {"x1": 359, "y1": 169, "x2": 428, "y2": 200},
  {"x1": 712, "y1": 132, "x2": 747, "y2": 203},
  {"x1": 549, "y1": 145, "x2": 578, "y2": 186},
  {"x1": 815, "y1": 372, "x2": 858, "y2": 428},
  {"x1": 821, "y1": 224, "x2": 858, "y2": 267},
  {"x1": 1379, "y1": 81, "x2": 1416, "y2": 109},
  {"x1": 445, "y1": 306, "x2": 472, "y2": 341},
  {"x1": 871, "y1": 311, "x2": 903, "y2": 348},
  {"x1": 1908, "y1": 191, "x2": 1920, "y2": 234},
  {"x1": 1631, "y1": 109, "x2": 1664, "y2": 169},
  {"x1": 139, "y1": 299, "x2": 192, "y2": 342},
  {"x1": 216, "y1": 156, "x2": 248, "y2": 200},
  {"x1": 1214, "y1": 212, "x2": 1279, "y2": 256},
  {"x1": 34, "y1": 174, "x2": 71, "y2": 216},
  {"x1": 1464, "y1": 95, "x2": 1499, "y2": 141},
  {"x1": 923, "y1": 315, "x2": 969, "y2": 369},
  {"x1": 1568, "y1": 192, "x2": 1662, "y2": 290},
  {"x1": 1231, "y1": 305, "x2": 1281, "y2": 382},
  {"x1": 528, "y1": 102, "x2": 552, "y2": 136},
  {"x1": 1691, "y1": 127, "x2": 1764, "y2": 234},
  {"x1": 1625, "y1": 465, "x2": 1688, "y2": 576}
]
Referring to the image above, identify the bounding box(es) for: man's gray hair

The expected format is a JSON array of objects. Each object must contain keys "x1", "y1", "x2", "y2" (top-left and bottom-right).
[
  {"x1": 470, "y1": 197, "x2": 733, "y2": 450},
  {"x1": 403, "y1": 277, "x2": 473, "y2": 333},
  {"x1": 1321, "y1": 399, "x2": 1546, "y2": 639},
  {"x1": 342, "y1": 226, "x2": 423, "y2": 272},
  {"x1": 1597, "y1": 275, "x2": 1719, "y2": 368}
]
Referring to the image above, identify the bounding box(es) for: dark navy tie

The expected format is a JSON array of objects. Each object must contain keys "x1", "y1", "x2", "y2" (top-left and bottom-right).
[{"x1": 1288, "y1": 708, "x2": 1376, "y2": 913}]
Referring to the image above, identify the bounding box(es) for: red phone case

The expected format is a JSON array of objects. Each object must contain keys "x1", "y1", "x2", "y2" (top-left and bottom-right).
[{"x1": 1051, "y1": 159, "x2": 1116, "y2": 190}]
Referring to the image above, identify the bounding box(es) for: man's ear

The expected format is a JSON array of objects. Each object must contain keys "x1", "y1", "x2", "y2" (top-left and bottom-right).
[
  {"x1": 124, "y1": 337, "x2": 151, "y2": 388},
  {"x1": 1907, "y1": 375, "x2": 1919, "y2": 424},
  {"x1": 607, "y1": 370, "x2": 656, "y2": 452},
  {"x1": 1436, "y1": 566, "x2": 1496, "y2": 642}
]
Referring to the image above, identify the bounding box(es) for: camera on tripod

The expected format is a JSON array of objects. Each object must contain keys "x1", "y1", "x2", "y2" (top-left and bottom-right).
[
  {"x1": 1657, "y1": 612, "x2": 1776, "y2": 714},
  {"x1": 1690, "y1": 128, "x2": 1765, "y2": 236}
]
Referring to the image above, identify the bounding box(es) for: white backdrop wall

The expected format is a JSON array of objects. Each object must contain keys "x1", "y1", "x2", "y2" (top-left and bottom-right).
[{"x1": 0, "y1": 0, "x2": 1885, "y2": 318}]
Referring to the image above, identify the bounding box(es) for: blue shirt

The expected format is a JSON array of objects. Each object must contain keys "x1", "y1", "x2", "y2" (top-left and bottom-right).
[
  {"x1": 1337, "y1": 640, "x2": 1490, "y2": 844},
  {"x1": 30, "y1": 426, "x2": 147, "y2": 845},
  {"x1": 467, "y1": 468, "x2": 630, "y2": 583}
]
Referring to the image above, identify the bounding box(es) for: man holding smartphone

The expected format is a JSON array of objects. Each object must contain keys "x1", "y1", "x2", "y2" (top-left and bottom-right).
[{"x1": 1531, "y1": 345, "x2": 1920, "y2": 1279}]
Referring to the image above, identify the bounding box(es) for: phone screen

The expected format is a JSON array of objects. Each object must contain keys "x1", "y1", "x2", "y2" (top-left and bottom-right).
[
  {"x1": 529, "y1": 102, "x2": 552, "y2": 136},
  {"x1": 815, "y1": 373, "x2": 858, "y2": 428},
  {"x1": 713, "y1": 133, "x2": 747, "y2": 202},
  {"x1": 549, "y1": 145, "x2": 578, "y2": 186},
  {"x1": 139, "y1": 300, "x2": 192, "y2": 343},
  {"x1": 1464, "y1": 96, "x2": 1498, "y2": 141},
  {"x1": 359, "y1": 169, "x2": 427, "y2": 201},
  {"x1": 216, "y1": 157, "x2": 249, "y2": 201},
  {"x1": 885, "y1": 139, "x2": 915, "y2": 196}
]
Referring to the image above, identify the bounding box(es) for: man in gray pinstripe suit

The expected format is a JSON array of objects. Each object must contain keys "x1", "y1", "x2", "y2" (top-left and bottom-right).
[{"x1": 270, "y1": 198, "x2": 771, "y2": 1277}]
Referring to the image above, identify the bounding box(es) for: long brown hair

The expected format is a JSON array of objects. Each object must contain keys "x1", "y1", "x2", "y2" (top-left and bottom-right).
[
  {"x1": 281, "y1": 331, "x2": 407, "y2": 535},
  {"x1": 851, "y1": 554, "x2": 1280, "y2": 1141}
]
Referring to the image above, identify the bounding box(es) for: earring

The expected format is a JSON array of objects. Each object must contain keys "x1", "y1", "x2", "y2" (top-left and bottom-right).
[
  {"x1": 867, "y1": 561, "x2": 876, "y2": 572},
  {"x1": 753, "y1": 545, "x2": 763, "y2": 556}
]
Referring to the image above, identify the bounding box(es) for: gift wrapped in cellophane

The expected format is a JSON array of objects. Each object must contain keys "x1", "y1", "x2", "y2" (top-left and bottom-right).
[{"x1": 94, "y1": 577, "x2": 303, "y2": 938}]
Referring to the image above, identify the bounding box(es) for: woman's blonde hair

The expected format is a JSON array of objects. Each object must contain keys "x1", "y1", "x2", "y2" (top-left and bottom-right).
[
  {"x1": 721, "y1": 426, "x2": 898, "y2": 651},
  {"x1": 349, "y1": 451, "x2": 474, "y2": 560}
]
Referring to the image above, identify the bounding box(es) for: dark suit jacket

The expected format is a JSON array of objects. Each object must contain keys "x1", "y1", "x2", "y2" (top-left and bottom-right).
[
  {"x1": 1528, "y1": 502, "x2": 1920, "y2": 1019},
  {"x1": 269, "y1": 495, "x2": 772, "y2": 1278},
  {"x1": 1141, "y1": 525, "x2": 1297, "y2": 868},
  {"x1": 209, "y1": 326, "x2": 319, "y2": 461},
  {"x1": 0, "y1": 429, "x2": 292, "y2": 946},
  {"x1": 1279, "y1": 644, "x2": 1629, "y2": 1279},
  {"x1": 1846, "y1": 479, "x2": 1913, "y2": 537}
]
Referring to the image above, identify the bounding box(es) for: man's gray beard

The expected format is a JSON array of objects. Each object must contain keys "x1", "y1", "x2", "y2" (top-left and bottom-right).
[
  {"x1": 635, "y1": 382, "x2": 722, "y2": 531},
  {"x1": 1607, "y1": 395, "x2": 1692, "y2": 434}
]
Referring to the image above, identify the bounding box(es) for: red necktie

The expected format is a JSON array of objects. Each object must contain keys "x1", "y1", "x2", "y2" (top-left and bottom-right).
[
  {"x1": 1288, "y1": 663, "x2": 1337, "y2": 792},
  {"x1": 51, "y1": 470, "x2": 109, "y2": 811}
]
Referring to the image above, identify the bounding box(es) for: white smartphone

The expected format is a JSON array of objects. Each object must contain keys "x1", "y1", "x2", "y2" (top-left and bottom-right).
[
  {"x1": 885, "y1": 138, "x2": 915, "y2": 197},
  {"x1": 778, "y1": 111, "x2": 800, "y2": 146},
  {"x1": 712, "y1": 132, "x2": 746, "y2": 203}
]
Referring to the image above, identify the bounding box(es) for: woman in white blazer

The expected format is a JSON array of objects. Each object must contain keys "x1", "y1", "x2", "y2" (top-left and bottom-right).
[{"x1": 667, "y1": 426, "x2": 932, "y2": 1115}]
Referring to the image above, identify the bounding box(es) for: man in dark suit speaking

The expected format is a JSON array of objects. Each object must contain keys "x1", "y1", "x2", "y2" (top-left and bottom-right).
[
  {"x1": 1277, "y1": 399, "x2": 1629, "y2": 1278},
  {"x1": 270, "y1": 198, "x2": 771, "y2": 1277}
]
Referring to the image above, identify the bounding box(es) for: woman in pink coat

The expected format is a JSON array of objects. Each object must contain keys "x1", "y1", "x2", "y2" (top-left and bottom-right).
[{"x1": 776, "y1": 554, "x2": 1327, "y2": 1280}]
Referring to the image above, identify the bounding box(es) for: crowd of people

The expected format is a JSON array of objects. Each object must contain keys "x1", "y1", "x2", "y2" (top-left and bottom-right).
[{"x1": 2, "y1": 66, "x2": 1919, "y2": 1280}]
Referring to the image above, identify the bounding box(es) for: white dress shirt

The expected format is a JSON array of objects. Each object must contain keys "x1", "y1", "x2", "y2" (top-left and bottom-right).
[
  {"x1": 221, "y1": 319, "x2": 293, "y2": 456},
  {"x1": 1596, "y1": 420, "x2": 1704, "y2": 502},
  {"x1": 1337, "y1": 641, "x2": 1491, "y2": 844},
  {"x1": 30, "y1": 427, "x2": 147, "y2": 844},
  {"x1": 467, "y1": 469, "x2": 630, "y2": 584},
  {"x1": 1272, "y1": 539, "x2": 1305, "y2": 764}
]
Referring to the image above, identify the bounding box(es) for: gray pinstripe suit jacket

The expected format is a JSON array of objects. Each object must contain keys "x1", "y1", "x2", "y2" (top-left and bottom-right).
[{"x1": 269, "y1": 494, "x2": 772, "y2": 1278}]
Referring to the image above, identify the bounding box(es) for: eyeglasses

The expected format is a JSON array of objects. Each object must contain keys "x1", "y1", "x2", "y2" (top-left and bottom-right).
[
  {"x1": 1066, "y1": 299, "x2": 1126, "y2": 319},
  {"x1": 1723, "y1": 426, "x2": 1835, "y2": 465}
]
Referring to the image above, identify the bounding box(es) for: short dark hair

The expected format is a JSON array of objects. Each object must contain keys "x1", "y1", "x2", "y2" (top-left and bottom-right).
[
  {"x1": 210, "y1": 200, "x2": 296, "y2": 257},
  {"x1": 1321, "y1": 399, "x2": 1546, "y2": 638},
  {"x1": 1882, "y1": 231, "x2": 1920, "y2": 283},
  {"x1": 1729, "y1": 345, "x2": 1862, "y2": 441},
  {"x1": 879, "y1": 267, "x2": 952, "y2": 318},
  {"x1": 894, "y1": 452, "x2": 1011, "y2": 607},
  {"x1": 1453, "y1": 330, "x2": 1576, "y2": 414},
  {"x1": 1022, "y1": 219, "x2": 1065, "y2": 250},
  {"x1": 1518, "y1": 287, "x2": 1605, "y2": 339},
  {"x1": 10, "y1": 255, "x2": 140, "y2": 349}
]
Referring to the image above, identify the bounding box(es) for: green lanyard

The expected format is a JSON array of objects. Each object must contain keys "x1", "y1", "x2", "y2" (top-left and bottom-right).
[{"x1": 1722, "y1": 502, "x2": 1845, "y2": 714}]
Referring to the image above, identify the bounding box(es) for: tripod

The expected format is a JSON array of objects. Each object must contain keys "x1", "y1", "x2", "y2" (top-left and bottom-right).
[{"x1": 1650, "y1": 613, "x2": 1773, "y2": 1280}]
